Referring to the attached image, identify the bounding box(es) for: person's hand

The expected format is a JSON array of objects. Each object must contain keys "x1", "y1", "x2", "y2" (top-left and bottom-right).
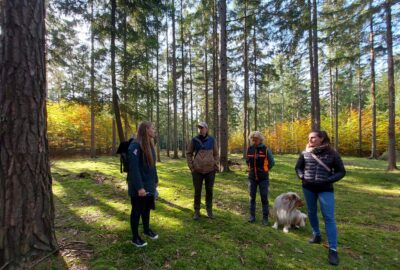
[{"x1": 138, "y1": 188, "x2": 146, "y2": 197}]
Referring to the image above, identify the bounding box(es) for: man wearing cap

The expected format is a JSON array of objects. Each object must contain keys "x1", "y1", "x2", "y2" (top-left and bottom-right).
[{"x1": 186, "y1": 122, "x2": 219, "y2": 220}]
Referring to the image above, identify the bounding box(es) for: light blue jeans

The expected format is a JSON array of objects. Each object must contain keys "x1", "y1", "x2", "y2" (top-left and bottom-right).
[{"x1": 303, "y1": 187, "x2": 338, "y2": 250}]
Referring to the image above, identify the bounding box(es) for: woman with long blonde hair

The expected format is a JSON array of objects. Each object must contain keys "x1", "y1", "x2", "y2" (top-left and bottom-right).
[{"x1": 127, "y1": 121, "x2": 159, "y2": 247}]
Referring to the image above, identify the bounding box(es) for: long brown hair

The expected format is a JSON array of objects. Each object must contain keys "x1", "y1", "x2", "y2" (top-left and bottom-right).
[{"x1": 137, "y1": 121, "x2": 155, "y2": 167}]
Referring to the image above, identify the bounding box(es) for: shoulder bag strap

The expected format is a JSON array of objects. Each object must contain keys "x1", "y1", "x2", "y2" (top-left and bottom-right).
[{"x1": 310, "y1": 153, "x2": 331, "y2": 173}]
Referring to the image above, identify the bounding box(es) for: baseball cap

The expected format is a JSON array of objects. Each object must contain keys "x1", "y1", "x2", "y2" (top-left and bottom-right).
[{"x1": 197, "y1": 122, "x2": 208, "y2": 129}]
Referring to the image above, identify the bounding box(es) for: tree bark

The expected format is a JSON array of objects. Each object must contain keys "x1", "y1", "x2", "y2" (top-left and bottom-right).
[
  {"x1": 156, "y1": 26, "x2": 161, "y2": 162},
  {"x1": 181, "y1": 0, "x2": 186, "y2": 158},
  {"x1": 385, "y1": 0, "x2": 397, "y2": 170},
  {"x1": 111, "y1": 0, "x2": 125, "y2": 143},
  {"x1": 189, "y1": 31, "x2": 194, "y2": 139},
  {"x1": 212, "y1": 0, "x2": 219, "y2": 144},
  {"x1": 335, "y1": 66, "x2": 339, "y2": 151},
  {"x1": 204, "y1": 33, "x2": 209, "y2": 125},
  {"x1": 218, "y1": 0, "x2": 229, "y2": 172},
  {"x1": 243, "y1": 0, "x2": 249, "y2": 158},
  {"x1": 90, "y1": 0, "x2": 96, "y2": 158},
  {"x1": 172, "y1": 0, "x2": 179, "y2": 159},
  {"x1": 253, "y1": 22, "x2": 258, "y2": 131},
  {"x1": 358, "y1": 60, "x2": 363, "y2": 157},
  {"x1": 166, "y1": 12, "x2": 171, "y2": 157},
  {"x1": 311, "y1": 0, "x2": 320, "y2": 130},
  {"x1": 308, "y1": 0, "x2": 315, "y2": 131},
  {"x1": 369, "y1": 0, "x2": 378, "y2": 159},
  {"x1": 0, "y1": 0, "x2": 58, "y2": 267}
]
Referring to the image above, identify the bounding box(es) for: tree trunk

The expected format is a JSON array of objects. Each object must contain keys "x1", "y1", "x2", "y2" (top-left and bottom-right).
[
  {"x1": 204, "y1": 33, "x2": 209, "y2": 125},
  {"x1": 172, "y1": 0, "x2": 179, "y2": 159},
  {"x1": 385, "y1": 0, "x2": 397, "y2": 171},
  {"x1": 212, "y1": 0, "x2": 219, "y2": 143},
  {"x1": 243, "y1": 0, "x2": 249, "y2": 158},
  {"x1": 0, "y1": 1, "x2": 58, "y2": 267},
  {"x1": 181, "y1": 0, "x2": 186, "y2": 158},
  {"x1": 218, "y1": 0, "x2": 229, "y2": 172},
  {"x1": 90, "y1": 0, "x2": 96, "y2": 158},
  {"x1": 111, "y1": 0, "x2": 125, "y2": 143},
  {"x1": 166, "y1": 13, "x2": 171, "y2": 157},
  {"x1": 329, "y1": 64, "x2": 334, "y2": 137},
  {"x1": 369, "y1": 0, "x2": 378, "y2": 159},
  {"x1": 112, "y1": 118, "x2": 117, "y2": 154},
  {"x1": 253, "y1": 22, "x2": 258, "y2": 131},
  {"x1": 156, "y1": 26, "x2": 161, "y2": 163},
  {"x1": 308, "y1": 0, "x2": 315, "y2": 131},
  {"x1": 122, "y1": 13, "x2": 131, "y2": 140},
  {"x1": 358, "y1": 60, "x2": 363, "y2": 157},
  {"x1": 335, "y1": 66, "x2": 339, "y2": 151},
  {"x1": 189, "y1": 31, "x2": 194, "y2": 139},
  {"x1": 312, "y1": 0, "x2": 320, "y2": 130}
]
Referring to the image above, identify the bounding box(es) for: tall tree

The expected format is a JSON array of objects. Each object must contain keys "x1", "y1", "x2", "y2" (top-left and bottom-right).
[
  {"x1": 385, "y1": 0, "x2": 397, "y2": 170},
  {"x1": 311, "y1": 0, "x2": 320, "y2": 130},
  {"x1": 181, "y1": 0, "x2": 186, "y2": 158},
  {"x1": 172, "y1": 0, "x2": 179, "y2": 158},
  {"x1": 243, "y1": 0, "x2": 249, "y2": 158},
  {"x1": 212, "y1": 0, "x2": 219, "y2": 143},
  {"x1": 369, "y1": 0, "x2": 378, "y2": 159},
  {"x1": 0, "y1": 0, "x2": 58, "y2": 267},
  {"x1": 111, "y1": 0, "x2": 125, "y2": 143},
  {"x1": 219, "y1": 0, "x2": 229, "y2": 172},
  {"x1": 90, "y1": 0, "x2": 96, "y2": 158}
]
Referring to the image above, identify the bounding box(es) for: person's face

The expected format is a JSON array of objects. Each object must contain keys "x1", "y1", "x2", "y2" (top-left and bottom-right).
[
  {"x1": 198, "y1": 126, "x2": 208, "y2": 136},
  {"x1": 252, "y1": 137, "x2": 261, "y2": 146},
  {"x1": 308, "y1": 132, "x2": 322, "y2": 147},
  {"x1": 147, "y1": 125, "x2": 156, "y2": 139}
]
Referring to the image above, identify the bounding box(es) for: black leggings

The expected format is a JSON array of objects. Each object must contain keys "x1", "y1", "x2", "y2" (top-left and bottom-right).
[{"x1": 130, "y1": 196, "x2": 154, "y2": 240}]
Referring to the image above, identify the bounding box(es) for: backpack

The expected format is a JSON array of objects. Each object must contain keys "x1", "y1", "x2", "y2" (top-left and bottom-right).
[{"x1": 116, "y1": 138, "x2": 134, "y2": 173}]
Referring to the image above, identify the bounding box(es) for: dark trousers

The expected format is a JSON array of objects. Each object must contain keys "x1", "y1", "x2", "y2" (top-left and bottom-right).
[
  {"x1": 248, "y1": 177, "x2": 269, "y2": 219},
  {"x1": 130, "y1": 196, "x2": 154, "y2": 240},
  {"x1": 192, "y1": 172, "x2": 215, "y2": 211}
]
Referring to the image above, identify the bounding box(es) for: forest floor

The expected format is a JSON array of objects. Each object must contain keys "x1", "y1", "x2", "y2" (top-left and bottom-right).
[{"x1": 36, "y1": 154, "x2": 399, "y2": 270}]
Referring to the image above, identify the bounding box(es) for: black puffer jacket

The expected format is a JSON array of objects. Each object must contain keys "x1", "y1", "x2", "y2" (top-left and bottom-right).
[{"x1": 295, "y1": 145, "x2": 346, "y2": 192}]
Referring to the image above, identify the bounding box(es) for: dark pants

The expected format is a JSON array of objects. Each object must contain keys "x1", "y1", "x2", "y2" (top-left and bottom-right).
[
  {"x1": 130, "y1": 196, "x2": 154, "y2": 240},
  {"x1": 248, "y1": 177, "x2": 269, "y2": 219},
  {"x1": 192, "y1": 172, "x2": 215, "y2": 211}
]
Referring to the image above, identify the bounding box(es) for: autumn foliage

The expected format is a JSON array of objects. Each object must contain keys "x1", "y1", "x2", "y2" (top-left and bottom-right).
[{"x1": 229, "y1": 109, "x2": 400, "y2": 156}]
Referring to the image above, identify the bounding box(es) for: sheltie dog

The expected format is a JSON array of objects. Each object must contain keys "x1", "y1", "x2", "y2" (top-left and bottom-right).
[{"x1": 271, "y1": 192, "x2": 307, "y2": 233}]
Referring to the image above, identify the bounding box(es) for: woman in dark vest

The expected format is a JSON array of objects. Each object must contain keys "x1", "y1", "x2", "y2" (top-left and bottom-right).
[
  {"x1": 127, "y1": 121, "x2": 159, "y2": 247},
  {"x1": 246, "y1": 131, "x2": 275, "y2": 225},
  {"x1": 295, "y1": 131, "x2": 346, "y2": 265}
]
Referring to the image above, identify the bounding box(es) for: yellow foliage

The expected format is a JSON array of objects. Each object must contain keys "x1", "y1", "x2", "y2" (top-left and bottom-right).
[
  {"x1": 228, "y1": 109, "x2": 400, "y2": 156},
  {"x1": 47, "y1": 101, "x2": 113, "y2": 154}
]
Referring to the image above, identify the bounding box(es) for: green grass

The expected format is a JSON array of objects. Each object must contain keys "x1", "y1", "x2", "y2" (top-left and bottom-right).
[{"x1": 37, "y1": 155, "x2": 400, "y2": 269}]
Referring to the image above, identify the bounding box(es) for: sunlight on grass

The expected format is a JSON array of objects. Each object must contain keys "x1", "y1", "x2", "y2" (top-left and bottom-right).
[{"x1": 47, "y1": 154, "x2": 400, "y2": 270}]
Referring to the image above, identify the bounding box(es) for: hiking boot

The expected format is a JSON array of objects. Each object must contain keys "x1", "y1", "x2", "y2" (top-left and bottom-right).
[
  {"x1": 248, "y1": 216, "x2": 256, "y2": 223},
  {"x1": 193, "y1": 210, "x2": 200, "y2": 220},
  {"x1": 328, "y1": 249, "x2": 339, "y2": 266},
  {"x1": 206, "y1": 209, "x2": 214, "y2": 219},
  {"x1": 144, "y1": 229, "x2": 159, "y2": 240},
  {"x1": 308, "y1": 234, "x2": 322, "y2": 244},
  {"x1": 262, "y1": 218, "x2": 269, "y2": 226},
  {"x1": 131, "y1": 236, "x2": 147, "y2": 248}
]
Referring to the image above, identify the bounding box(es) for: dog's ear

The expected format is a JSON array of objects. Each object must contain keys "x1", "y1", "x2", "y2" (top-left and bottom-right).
[{"x1": 291, "y1": 194, "x2": 297, "y2": 201}]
